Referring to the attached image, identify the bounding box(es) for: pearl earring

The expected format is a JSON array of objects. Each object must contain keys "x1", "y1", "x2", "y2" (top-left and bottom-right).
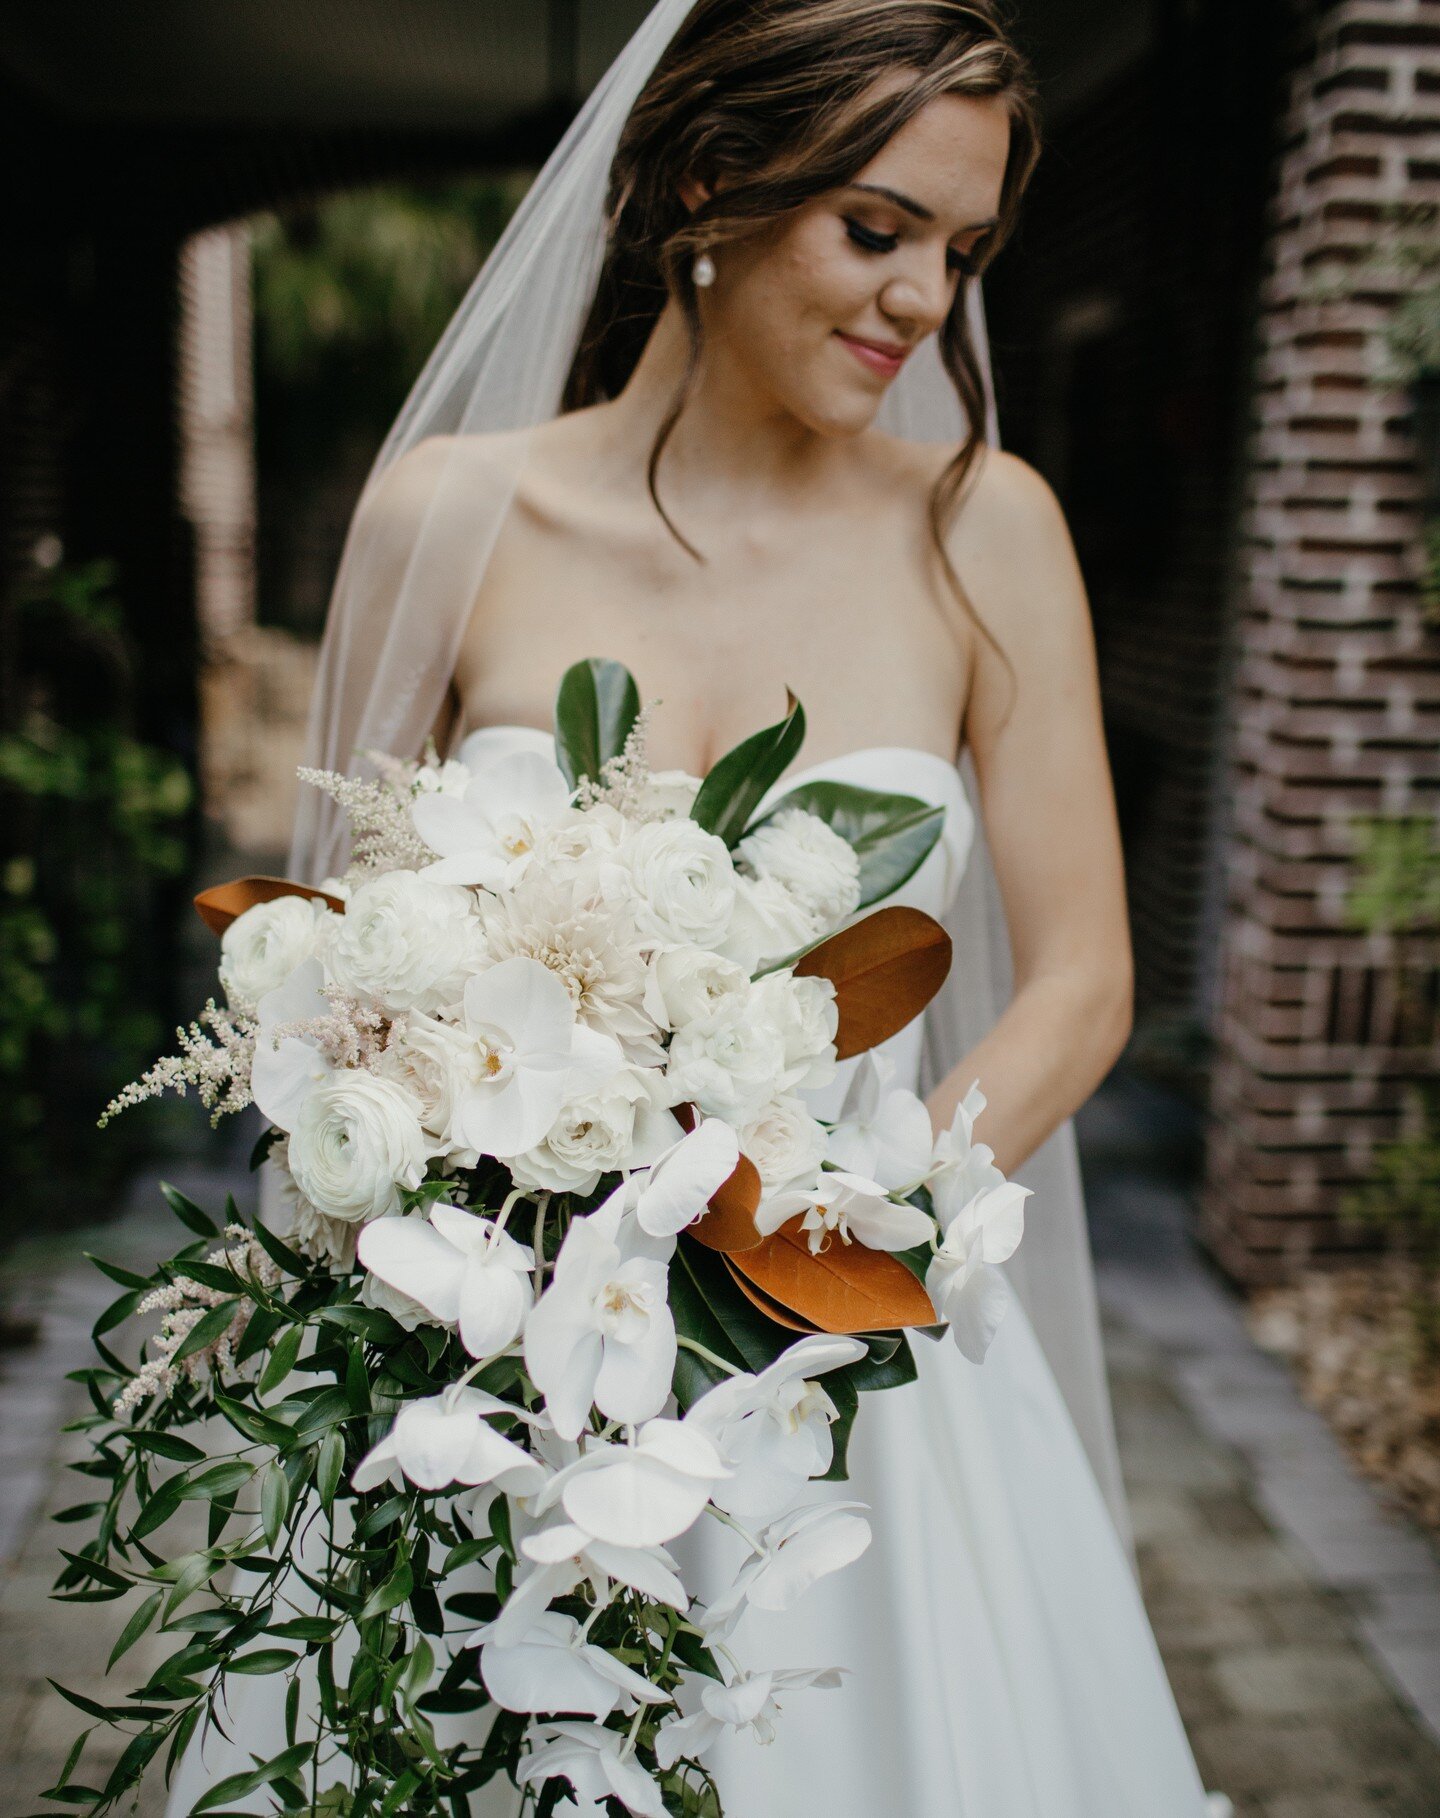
[{"x1": 692, "y1": 251, "x2": 717, "y2": 288}]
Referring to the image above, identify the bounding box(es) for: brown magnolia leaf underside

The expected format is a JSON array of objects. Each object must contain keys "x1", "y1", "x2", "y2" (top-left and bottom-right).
[
  {"x1": 689, "y1": 1153, "x2": 765, "y2": 1253},
  {"x1": 723, "y1": 1262, "x2": 819, "y2": 1334},
  {"x1": 728, "y1": 1220, "x2": 938, "y2": 1334},
  {"x1": 796, "y1": 905, "x2": 952, "y2": 1060},
  {"x1": 194, "y1": 876, "x2": 346, "y2": 937}
]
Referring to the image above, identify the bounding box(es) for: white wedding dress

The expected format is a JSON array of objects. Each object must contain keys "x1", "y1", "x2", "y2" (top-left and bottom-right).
[{"x1": 168, "y1": 733, "x2": 1212, "y2": 1818}]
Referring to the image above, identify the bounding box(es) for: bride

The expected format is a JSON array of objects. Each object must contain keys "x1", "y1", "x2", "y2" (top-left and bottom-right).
[{"x1": 173, "y1": 1, "x2": 1225, "y2": 1812}]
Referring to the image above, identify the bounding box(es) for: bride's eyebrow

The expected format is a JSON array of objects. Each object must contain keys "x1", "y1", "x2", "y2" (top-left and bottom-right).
[{"x1": 846, "y1": 181, "x2": 998, "y2": 234}]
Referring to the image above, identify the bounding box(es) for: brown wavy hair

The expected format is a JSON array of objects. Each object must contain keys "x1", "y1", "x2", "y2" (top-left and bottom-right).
[{"x1": 563, "y1": 0, "x2": 1041, "y2": 639}]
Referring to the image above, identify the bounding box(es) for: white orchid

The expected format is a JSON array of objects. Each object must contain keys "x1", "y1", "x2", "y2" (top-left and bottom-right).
[
  {"x1": 477, "y1": 1609, "x2": 668, "y2": 1719},
  {"x1": 926, "y1": 1179, "x2": 1031, "y2": 1363},
  {"x1": 688, "y1": 1335, "x2": 866, "y2": 1522},
  {"x1": 516, "y1": 1720, "x2": 667, "y2": 1818},
  {"x1": 754, "y1": 1166, "x2": 933, "y2": 1254},
  {"x1": 655, "y1": 1665, "x2": 845, "y2": 1768},
  {"x1": 248, "y1": 959, "x2": 334, "y2": 1132},
  {"x1": 535, "y1": 1415, "x2": 730, "y2": 1549},
  {"x1": 703, "y1": 1501, "x2": 873, "y2": 1642},
  {"x1": 455, "y1": 956, "x2": 621, "y2": 1161},
  {"x1": 488, "y1": 1521, "x2": 688, "y2": 1646},
  {"x1": 826, "y1": 1052, "x2": 935, "y2": 1191},
  {"x1": 524, "y1": 1195, "x2": 676, "y2": 1438},
  {"x1": 412, "y1": 748, "x2": 573, "y2": 890},
  {"x1": 351, "y1": 1385, "x2": 545, "y2": 1496},
  {"x1": 357, "y1": 1204, "x2": 534, "y2": 1358},
  {"x1": 929, "y1": 1078, "x2": 1006, "y2": 1225},
  {"x1": 622, "y1": 1116, "x2": 741, "y2": 1240}
]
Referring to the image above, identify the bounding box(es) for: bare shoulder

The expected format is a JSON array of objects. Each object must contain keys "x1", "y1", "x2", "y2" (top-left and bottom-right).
[{"x1": 359, "y1": 429, "x2": 532, "y2": 534}]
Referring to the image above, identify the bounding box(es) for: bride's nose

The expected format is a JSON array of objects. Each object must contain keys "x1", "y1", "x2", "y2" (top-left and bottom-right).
[{"x1": 878, "y1": 252, "x2": 955, "y2": 337}]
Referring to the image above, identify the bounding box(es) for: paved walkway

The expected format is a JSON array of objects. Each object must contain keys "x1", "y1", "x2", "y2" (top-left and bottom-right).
[{"x1": 4, "y1": 1081, "x2": 1438, "y2": 1816}]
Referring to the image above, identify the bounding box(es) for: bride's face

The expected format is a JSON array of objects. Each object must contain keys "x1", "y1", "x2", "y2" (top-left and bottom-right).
[{"x1": 698, "y1": 87, "x2": 1012, "y2": 436}]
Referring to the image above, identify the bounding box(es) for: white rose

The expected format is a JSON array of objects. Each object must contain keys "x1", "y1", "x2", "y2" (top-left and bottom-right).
[
  {"x1": 218, "y1": 895, "x2": 332, "y2": 1009},
  {"x1": 637, "y1": 770, "x2": 702, "y2": 819},
  {"x1": 287, "y1": 1072, "x2": 428, "y2": 1223},
  {"x1": 615, "y1": 819, "x2": 738, "y2": 950},
  {"x1": 740, "y1": 1095, "x2": 828, "y2": 1194},
  {"x1": 752, "y1": 972, "x2": 839, "y2": 1093},
  {"x1": 529, "y1": 803, "x2": 630, "y2": 886},
  {"x1": 325, "y1": 869, "x2": 484, "y2": 1014},
  {"x1": 737, "y1": 808, "x2": 861, "y2": 930},
  {"x1": 511, "y1": 1066, "x2": 671, "y2": 1196},
  {"x1": 378, "y1": 1012, "x2": 481, "y2": 1162},
  {"x1": 644, "y1": 946, "x2": 750, "y2": 1032},
  {"x1": 665, "y1": 998, "x2": 788, "y2": 1126},
  {"x1": 721, "y1": 873, "x2": 822, "y2": 974}
]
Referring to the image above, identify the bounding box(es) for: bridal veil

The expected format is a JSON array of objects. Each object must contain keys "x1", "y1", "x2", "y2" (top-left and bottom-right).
[{"x1": 286, "y1": 0, "x2": 1131, "y2": 1542}]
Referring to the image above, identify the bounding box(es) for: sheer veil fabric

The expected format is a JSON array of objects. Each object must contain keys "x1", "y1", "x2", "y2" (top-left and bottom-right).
[{"x1": 286, "y1": 0, "x2": 1131, "y2": 1545}]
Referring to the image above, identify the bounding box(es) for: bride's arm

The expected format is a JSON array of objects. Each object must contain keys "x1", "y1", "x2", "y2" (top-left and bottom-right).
[{"x1": 926, "y1": 449, "x2": 1133, "y2": 1175}]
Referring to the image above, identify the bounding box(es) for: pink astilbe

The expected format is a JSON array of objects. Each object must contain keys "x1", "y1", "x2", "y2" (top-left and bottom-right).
[
  {"x1": 271, "y1": 981, "x2": 399, "y2": 1072},
  {"x1": 574, "y1": 701, "x2": 658, "y2": 818},
  {"x1": 114, "y1": 1227, "x2": 282, "y2": 1415},
  {"x1": 100, "y1": 1001, "x2": 256, "y2": 1128}
]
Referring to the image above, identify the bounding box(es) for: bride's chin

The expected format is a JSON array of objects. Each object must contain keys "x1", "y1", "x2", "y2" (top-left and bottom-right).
[{"x1": 785, "y1": 387, "x2": 885, "y2": 440}]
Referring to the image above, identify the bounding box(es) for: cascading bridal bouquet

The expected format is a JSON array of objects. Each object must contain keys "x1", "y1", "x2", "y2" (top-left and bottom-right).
[{"x1": 53, "y1": 661, "x2": 1029, "y2": 1817}]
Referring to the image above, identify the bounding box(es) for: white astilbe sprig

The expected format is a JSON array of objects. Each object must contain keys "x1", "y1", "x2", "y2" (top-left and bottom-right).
[
  {"x1": 297, "y1": 766, "x2": 437, "y2": 876},
  {"x1": 114, "y1": 1227, "x2": 281, "y2": 1415},
  {"x1": 99, "y1": 1001, "x2": 256, "y2": 1128},
  {"x1": 574, "y1": 701, "x2": 659, "y2": 818}
]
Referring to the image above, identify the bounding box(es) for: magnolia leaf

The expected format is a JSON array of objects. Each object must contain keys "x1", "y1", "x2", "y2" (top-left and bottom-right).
[
  {"x1": 193, "y1": 875, "x2": 344, "y2": 937},
  {"x1": 795, "y1": 904, "x2": 952, "y2": 1059},
  {"x1": 553, "y1": 657, "x2": 641, "y2": 789},
  {"x1": 690, "y1": 691, "x2": 806, "y2": 847},
  {"x1": 688, "y1": 1152, "x2": 764, "y2": 1253},
  {"x1": 727, "y1": 1218, "x2": 939, "y2": 1333},
  {"x1": 722, "y1": 1263, "x2": 819, "y2": 1334},
  {"x1": 755, "y1": 779, "x2": 946, "y2": 909}
]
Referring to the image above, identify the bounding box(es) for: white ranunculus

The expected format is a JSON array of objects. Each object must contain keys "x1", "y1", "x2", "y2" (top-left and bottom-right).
[
  {"x1": 412, "y1": 756, "x2": 472, "y2": 797},
  {"x1": 737, "y1": 807, "x2": 861, "y2": 930},
  {"x1": 643, "y1": 945, "x2": 750, "y2": 1033},
  {"x1": 287, "y1": 1071, "x2": 428, "y2": 1223},
  {"x1": 324, "y1": 869, "x2": 483, "y2": 1015},
  {"x1": 826, "y1": 1052, "x2": 936, "y2": 1191},
  {"x1": 516, "y1": 1720, "x2": 668, "y2": 1818},
  {"x1": 379, "y1": 1011, "x2": 482, "y2": 1162},
  {"x1": 927, "y1": 1179, "x2": 1030, "y2": 1363},
  {"x1": 740, "y1": 1095, "x2": 827, "y2": 1195},
  {"x1": 511, "y1": 1066, "x2": 679, "y2": 1197},
  {"x1": 721, "y1": 872, "x2": 822, "y2": 973},
  {"x1": 751, "y1": 972, "x2": 839, "y2": 1094},
  {"x1": 703, "y1": 1501, "x2": 872, "y2": 1642},
  {"x1": 664, "y1": 998, "x2": 788, "y2": 1128},
  {"x1": 351, "y1": 1384, "x2": 546, "y2": 1496},
  {"x1": 267, "y1": 1148, "x2": 357, "y2": 1268},
  {"x1": 358, "y1": 1204, "x2": 535, "y2": 1359},
  {"x1": 412, "y1": 749, "x2": 573, "y2": 890},
  {"x1": 612, "y1": 818, "x2": 737, "y2": 951},
  {"x1": 524, "y1": 1196, "x2": 675, "y2": 1438},
  {"x1": 218, "y1": 894, "x2": 333, "y2": 1010}
]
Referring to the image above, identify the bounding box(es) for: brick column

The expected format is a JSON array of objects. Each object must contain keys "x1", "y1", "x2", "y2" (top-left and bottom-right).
[{"x1": 1203, "y1": 0, "x2": 1440, "y2": 1284}]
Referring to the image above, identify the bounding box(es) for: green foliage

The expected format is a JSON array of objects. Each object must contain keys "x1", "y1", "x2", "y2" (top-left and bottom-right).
[
  {"x1": 689, "y1": 694, "x2": 807, "y2": 848},
  {"x1": 554, "y1": 658, "x2": 642, "y2": 791},
  {"x1": 1344, "y1": 814, "x2": 1440, "y2": 938},
  {"x1": 0, "y1": 560, "x2": 192, "y2": 1220}
]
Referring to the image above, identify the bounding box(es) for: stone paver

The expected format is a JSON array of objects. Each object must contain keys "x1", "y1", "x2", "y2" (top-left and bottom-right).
[{"x1": 2, "y1": 1077, "x2": 1438, "y2": 1815}]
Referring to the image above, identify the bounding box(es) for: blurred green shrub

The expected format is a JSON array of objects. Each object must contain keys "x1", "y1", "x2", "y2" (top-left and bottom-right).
[{"x1": 0, "y1": 559, "x2": 192, "y2": 1225}]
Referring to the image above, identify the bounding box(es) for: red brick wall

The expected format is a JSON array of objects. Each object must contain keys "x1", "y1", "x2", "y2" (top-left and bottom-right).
[{"x1": 1202, "y1": 0, "x2": 1440, "y2": 1283}]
